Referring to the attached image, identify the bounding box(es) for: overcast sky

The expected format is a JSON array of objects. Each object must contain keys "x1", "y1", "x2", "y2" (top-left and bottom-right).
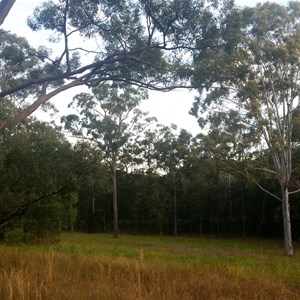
[{"x1": 2, "y1": 0, "x2": 289, "y2": 136}]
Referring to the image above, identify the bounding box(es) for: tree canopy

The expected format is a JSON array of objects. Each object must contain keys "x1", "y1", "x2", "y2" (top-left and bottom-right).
[{"x1": 0, "y1": 0, "x2": 235, "y2": 130}]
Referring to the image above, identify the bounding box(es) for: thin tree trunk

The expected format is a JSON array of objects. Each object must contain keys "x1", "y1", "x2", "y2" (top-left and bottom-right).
[
  {"x1": 216, "y1": 166, "x2": 222, "y2": 235},
  {"x1": 173, "y1": 172, "x2": 177, "y2": 236},
  {"x1": 103, "y1": 194, "x2": 107, "y2": 232},
  {"x1": 92, "y1": 180, "x2": 95, "y2": 215},
  {"x1": 112, "y1": 158, "x2": 119, "y2": 238},
  {"x1": 92, "y1": 196, "x2": 95, "y2": 215},
  {"x1": 228, "y1": 172, "x2": 233, "y2": 234},
  {"x1": 281, "y1": 187, "x2": 293, "y2": 256},
  {"x1": 241, "y1": 182, "x2": 246, "y2": 238},
  {"x1": 199, "y1": 215, "x2": 203, "y2": 236},
  {"x1": 159, "y1": 223, "x2": 163, "y2": 236}
]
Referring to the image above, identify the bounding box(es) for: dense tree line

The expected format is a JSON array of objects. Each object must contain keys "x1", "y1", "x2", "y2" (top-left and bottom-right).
[
  {"x1": 2, "y1": 99, "x2": 300, "y2": 244},
  {"x1": 71, "y1": 125, "x2": 300, "y2": 240},
  {"x1": 0, "y1": 100, "x2": 77, "y2": 242}
]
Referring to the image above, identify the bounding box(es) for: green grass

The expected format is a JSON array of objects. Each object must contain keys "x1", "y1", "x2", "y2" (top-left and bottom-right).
[
  {"x1": 50, "y1": 233, "x2": 300, "y2": 284},
  {"x1": 0, "y1": 233, "x2": 299, "y2": 299}
]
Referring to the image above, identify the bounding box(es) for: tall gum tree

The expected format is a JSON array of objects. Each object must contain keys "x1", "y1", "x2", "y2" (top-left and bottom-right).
[
  {"x1": 0, "y1": 0, "x2": 236, "y2": 131},
  {"x1": 192, "y1": 2, "x2": 300, "y2": 256},
  {"x1": 62, "y1": 83, "x2": 155, "y2": 238}
]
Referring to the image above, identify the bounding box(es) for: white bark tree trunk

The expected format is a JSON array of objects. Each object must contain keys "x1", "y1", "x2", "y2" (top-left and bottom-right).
[
  {"x1": 111, "y1": 157, "x2": 119, "y2": 238},
  {"x1": 281, "y1": 186, "x2": 293, "y2": 256}
]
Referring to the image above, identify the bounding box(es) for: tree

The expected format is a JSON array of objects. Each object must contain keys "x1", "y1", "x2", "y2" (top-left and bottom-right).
[
  {"x1": 62, "y1": 83, "x2": 155, "y2": 237},
  {"x1": 193, "y1": 109, "x2": 261, "y2": 235},
  {"x1": 192, "y1": 2, "x2": 300, "y2": 255},
  {"x1": 72, "y1": 141, "x2": 111, "y2": 232},
  {"x1": 0, "y1": 113, "x2": 78, "y2": 242},
  {"x1": 0, "y1": 0, "x2": 235, "y2": 130},
  {"x1": 155, "y1": 125, "x2": 191, "y2": 235}
]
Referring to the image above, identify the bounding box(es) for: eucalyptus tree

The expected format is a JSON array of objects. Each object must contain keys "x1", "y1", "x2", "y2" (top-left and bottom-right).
[
  {"x1": 0, "y1": 0, "x2": 236, "y2": 131},
  {"x1": 62, "y1": 83, "x2": 155, "y2": 237},
  {"x1": 131, "y1": 127, "x2": 164, "y2": 230},
  {"x1": 154, "y1": 125, "x2": 192, "y2": 235},
  {"x1": 192, "y1": 2, "x2": 300, "y2": 255}
]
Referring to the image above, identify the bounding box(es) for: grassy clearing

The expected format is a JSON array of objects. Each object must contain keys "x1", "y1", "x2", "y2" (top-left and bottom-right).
[{"x1": 0, "y1": 233, "x2": 299, "y2": 299}]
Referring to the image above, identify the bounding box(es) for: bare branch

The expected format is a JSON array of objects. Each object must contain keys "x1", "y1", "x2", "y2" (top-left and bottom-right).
[
  {"x1": 253, "y1": 167, "x2": 278, "y2": 176},
  {"x1": 289, "y1": 188, "x2": 300, "y2": 195},
  {"x1": 228, "y1": 166, "x2": 282, "y2": 202}
]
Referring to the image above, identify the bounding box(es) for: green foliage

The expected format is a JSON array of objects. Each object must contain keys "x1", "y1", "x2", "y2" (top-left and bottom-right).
[
  {"x1": 192, "y1": 1, "x2": 300, "y2": 255},
  {"x1": 72, "y1": 141, "x2": 111, "y2": 232},
  {"x1": 0, "y1": 108, "x2": 78, "y2": 243},
  {"x1": 0, "y1": 30, "x2": 38, "y2": 95},
  {"x1": 62, "y1": 82, "x2": 156, "y2": 237},
  {"x1": 62, "y1": 83, "x2": 150, "y2": 161},
  {"x1": 0, "y1": 0, "x2": 240, "y2": 137},
  {"x1": 194, "y1": 2, "x2": 300, "y2": 176},
  {"x1": 0, "y1": 29, "x2": 64, "y2": 100}
]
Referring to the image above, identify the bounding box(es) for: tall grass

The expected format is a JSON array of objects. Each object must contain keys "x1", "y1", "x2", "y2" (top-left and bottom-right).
[{"x1": 0, "y1": 233, "x2": 299, "y2": 299}]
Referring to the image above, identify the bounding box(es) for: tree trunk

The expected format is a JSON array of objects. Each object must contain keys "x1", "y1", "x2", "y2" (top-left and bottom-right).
[
  {"x1": 92, "y1": 180, "x2": 95, "y2": 214},
  {"x1": 92, "y1": 196, "x2": 95, "y2": 215},
  {"x1": 228, "y1": 172, "x2": 233, "y2": 234},
  {"x1": 112, "y1": 158, "x2": 119, "y2": 238},
  {"x1": 281, "y1": 187, "x2": 293, "y2": 256},
  {"x1": 241, "y1": 182, "x2": 246, "y2": 238},
  {"x1": 172, "y1": 172, "x2": 177, "y2": 236},
  {"x1": 199, "y1": 215, "x2": 203, "y2": 236}
]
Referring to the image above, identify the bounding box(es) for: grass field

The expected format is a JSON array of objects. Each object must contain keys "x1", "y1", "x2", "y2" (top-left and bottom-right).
[{"x1": 0, "y1": 233, "x2": 299, "y2": 299}]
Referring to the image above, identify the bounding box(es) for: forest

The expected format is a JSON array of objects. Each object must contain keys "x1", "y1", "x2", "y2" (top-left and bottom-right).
[{"x1": 1, "y1": 0, "x2": 300, "y2": 258}]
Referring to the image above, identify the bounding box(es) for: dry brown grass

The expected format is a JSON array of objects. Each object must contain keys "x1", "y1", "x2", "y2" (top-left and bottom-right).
[{"x1": 0, "y1": 246, "x2": 299, "y2": 300}]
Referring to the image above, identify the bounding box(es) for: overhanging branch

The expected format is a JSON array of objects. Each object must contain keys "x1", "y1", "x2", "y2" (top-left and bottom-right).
[
  {"x1": 0, "y1": 0, "x2": 16, "y2": 26},
  {"x1": 0, "y1": 78, "x2": 83, "y2": 131}
]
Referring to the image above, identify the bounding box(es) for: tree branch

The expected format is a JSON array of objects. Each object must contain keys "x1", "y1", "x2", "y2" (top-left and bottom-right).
[
  {"x1": 0, "y1": 179, "x2": 73, "y2": 229},
  {"x1": 227, "y1": 166, "x2": 282, "y2": 202},
  {"x1": 0, "y1": 78, "x2": 83, "y2": 131},
  {"x1": 0, "y1": 0, "x2": 16, "y2": 26}
]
